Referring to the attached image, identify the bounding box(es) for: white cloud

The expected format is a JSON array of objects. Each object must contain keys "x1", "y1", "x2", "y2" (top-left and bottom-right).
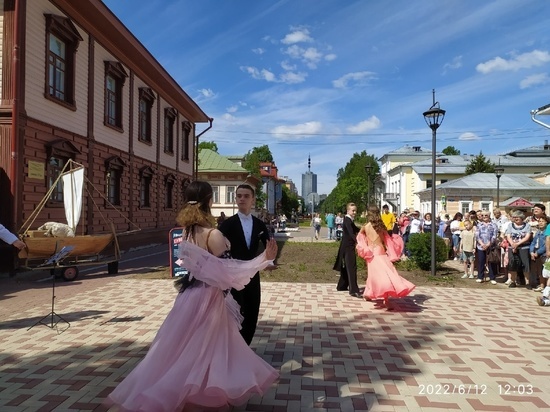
[
  {"x1": 346, "y1": 116, "x2": 381, "y2": 133},
  {"x1": 240, "y1": 66, "x2": 277, "y2": 82},
  {"x1": 281, "y1": 60, "x2": 296, "y2": 71},
  {"x1": 280, "y1": 71, "x2": 308, "y2": 84},
  {"x1": 443, "y1": 55, "x2": 462, "y2": 73},
  {"x1": 271, "y1": 121, "x2": 322, "y2": 139},
  {"x1": 332, "y1": 71, "x2": 377, "y2": 88},
  {"x1": 302, "y1": 47, "x2": 323, "y2": 69},
  {"x1": 281, "y1": 28, "x2": 313, "y2": 45},
  {"x1": 476, "y1": 50, "x2": 550, "y2": 74},
  {"x1": 226, "y1": 105, "x2": 238, "y2": 113},
  {"x1": 459, "y1": 132, "x2": 480, "y2": 141},
  {"x1": 198, "y1": 88, "x2": 215, "y2": 98},
  {"x1": 324, "y1": 53, "x2": 337, "y2": 61},
  {"x1": 222, "y1": 113, "x2": 237, "y2": 122},
  {"x1": 519, "y1": 73, "x2": 549, "y2": 89},
  {"x1": 252, "y1": 47, "x2": 265, "y2": 55}
]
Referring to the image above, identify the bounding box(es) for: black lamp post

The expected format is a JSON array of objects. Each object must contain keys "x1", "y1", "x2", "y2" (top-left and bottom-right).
[
  {"x1": 365, "y1": 164, "x2": 372, "y2": 208},
  {"x1": 495, "y1": 164, "x2": 504, "y2": 208},
  {"x1": 423, "y1": 89, "x2": 446, "y2": 278}
]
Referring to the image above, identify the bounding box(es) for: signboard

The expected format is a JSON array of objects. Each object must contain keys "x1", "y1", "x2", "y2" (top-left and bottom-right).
[
  {"x1": 28, "y1": 161, "x2": 45, "y2": 180},
  {"x1": 169, "y1": 227, "x2": 189, "y2": 278}
]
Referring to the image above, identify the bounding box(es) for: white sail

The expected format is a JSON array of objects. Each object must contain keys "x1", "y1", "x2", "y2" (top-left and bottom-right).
[{"x1": 62, "y1": 166, "x2": 84, "y2": 232}]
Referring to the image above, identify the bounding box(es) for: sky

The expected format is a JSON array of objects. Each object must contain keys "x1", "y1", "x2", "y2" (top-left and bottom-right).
[{"x1": 103, "y1": 0, "x2": 550, "y2": 196}]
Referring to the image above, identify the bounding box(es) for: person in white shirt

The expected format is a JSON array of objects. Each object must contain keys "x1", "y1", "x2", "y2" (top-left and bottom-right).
[{"x1": 0, "y1": 223, "x2": 26, "y2": 250}]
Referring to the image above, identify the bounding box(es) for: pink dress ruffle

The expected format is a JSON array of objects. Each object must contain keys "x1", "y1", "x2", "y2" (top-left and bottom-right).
[
  {"x1": 106, "y1": 241, "x2": 278, "y2": 411},
  {"x1": 357, "y1": 232, "x2": 415, "y2": 300}
]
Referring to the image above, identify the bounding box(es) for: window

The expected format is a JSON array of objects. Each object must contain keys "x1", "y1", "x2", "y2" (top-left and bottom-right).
[
  {"x1": 480, "y1": 202, "x2": 491, "y2": 211},
  {"x1": 440, "y1": 179, "x2": 448, "y2": 184},
  {"x1": 138, "y1": 88, "x2": 155, "y2": 143},
  {"x1": 139, "y1": 166, "x2": 154, "y2": 208},
  {"x1": 45, "y1": 139, "x2": 80, "y2": 203},
  {"x1": 165, "y1": 174, "x2": 175, "y2": 209},
  {"x1": 460, "y1": 202, "x2": 472, "y2": 216},
  {"x1": 105, "y1": 157, "x2": 125, "y2": 206},
  {"x1": 164, "y1": 108, "x2": 177, "y2": 153},
  {"x1": 182, "y1": 122, "x2": 191, "y2": 161},
  {"x1": 226, "y1": 186, "x2": 236, "y2": 204},
  {"x1": 426, "y1": 179, "x2": 433, "y2": 189},
  {"x1": 212, "y1": 186, "x2": 219, "y2": 204},
  {"x1": 47, "y1": 156, "x2": 67, "y2": 202},
  {"x1": 104, "y1": 61, "x2": 128, "y2": 130},
  {"x1": 44, "y1": 15, "x2": 82, "y2": 109}
]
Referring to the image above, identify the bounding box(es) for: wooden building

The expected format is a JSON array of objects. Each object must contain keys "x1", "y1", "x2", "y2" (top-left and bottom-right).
[{"x1": 0, "y1": 0, "x2": 211, "y2": 269}]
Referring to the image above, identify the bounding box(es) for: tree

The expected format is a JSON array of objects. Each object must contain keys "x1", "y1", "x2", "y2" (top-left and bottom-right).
[
  {"x1": 281, "y1": 185, "x2": 300, "y2": 218},
  {"x1": 322, "y1": 151, "x2": 379, "y2": 215},
  {"x1": 464, "y1": 152, "x2": 495, "y2": 175},
  {"x1": 442, "y1": 146, "x2": 460, "y2": 155},
  {"x1": 242, "y1": 145, "x2": 274, "y2": 208},
  {"x1": 198, "y1": 141, "x2": 218, "y2": 152}
]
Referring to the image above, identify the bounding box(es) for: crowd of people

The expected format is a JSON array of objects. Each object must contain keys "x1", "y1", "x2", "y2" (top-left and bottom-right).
[{"x1": 395, "y1": 205, "x2": 550, "y2": 306}]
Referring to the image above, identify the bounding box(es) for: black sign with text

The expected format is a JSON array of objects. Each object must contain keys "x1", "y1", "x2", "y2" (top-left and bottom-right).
[{"x1": 169, "y1": 227, "x2": 189, "y2": 278}]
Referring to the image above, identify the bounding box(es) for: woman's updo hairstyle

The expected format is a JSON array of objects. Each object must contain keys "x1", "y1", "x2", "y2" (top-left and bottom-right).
[{"x1": 176, "y1": 180, "x2": 216, "y2": 229}]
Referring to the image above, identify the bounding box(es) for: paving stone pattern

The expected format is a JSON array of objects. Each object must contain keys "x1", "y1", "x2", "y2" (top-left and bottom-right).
[{"x1": 1, "y1": 279, "x2": 549, "y2": 411}]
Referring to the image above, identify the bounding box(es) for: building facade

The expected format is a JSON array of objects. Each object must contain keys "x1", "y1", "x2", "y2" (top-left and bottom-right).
[{"x1": 0, "y1": 0, "x2": 210, "y2": 269}]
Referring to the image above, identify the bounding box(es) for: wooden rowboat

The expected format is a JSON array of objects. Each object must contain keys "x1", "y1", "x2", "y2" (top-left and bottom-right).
[{"x1": 19, "y1": 231, "x2": 114, "y2": 260}]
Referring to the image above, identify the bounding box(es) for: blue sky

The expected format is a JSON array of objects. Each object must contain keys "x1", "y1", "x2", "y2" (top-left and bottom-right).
[{"x1": 103, "y1": 0, "x2": 550, "y2": 195}]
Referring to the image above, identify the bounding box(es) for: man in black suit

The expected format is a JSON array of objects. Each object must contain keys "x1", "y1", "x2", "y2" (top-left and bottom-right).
[
  {"x1": 219, "y1": 184, "x2": 270, "y2": 345},
  {"x1": 334, "y1": 203, "x2": 362, "y2": 298}
]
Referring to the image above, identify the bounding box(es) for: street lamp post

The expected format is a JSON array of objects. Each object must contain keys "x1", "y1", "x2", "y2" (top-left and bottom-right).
[
  {"x1": 423, "y1": 90, "x2": 446, "y2": 278},
  {"x1": 365, "y1": 164, "x2": 372, "y2": 208},
  {"x1": 495, "y1": 163, "x2": 504, "y2": 208}
]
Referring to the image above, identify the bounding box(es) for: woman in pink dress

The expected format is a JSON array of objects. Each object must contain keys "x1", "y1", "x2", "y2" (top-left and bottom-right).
[
  {"x1": 106, "y1": 181, "x2": 279, "y2": 411},
  {"x1": 357, "y1": 206, "x2": 415, "y2": 308}
]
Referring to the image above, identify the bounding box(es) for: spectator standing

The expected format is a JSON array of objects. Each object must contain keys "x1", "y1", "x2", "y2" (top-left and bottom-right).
[
  {"x1": 505, "y1": 210, "x2": 532, "y2": 288},
  {"x1": 325, "y1": 212, "x2": 335, "y2": 240},
  {"x1": 474, "y1": 211, "x2": 498, "y2": 284},
  {"x1": 450, "y1": 212, "x2": 464, "y2": 260},
  {"x1": 530, "y1": 218, "x2": 548, "y2": 292},
  {"x1": 381, "y1": 205, "x2": 396, "y2": 236}
]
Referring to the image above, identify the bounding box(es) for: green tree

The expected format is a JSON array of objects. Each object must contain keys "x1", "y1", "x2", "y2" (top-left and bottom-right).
[
  {"x1": 198, "y1": 141, "x2": 218, "y2": 152},
  {"x1": 281, "y1": 185, "x2": 300, "y2": 218},
  {"x1": 322, "y1": 151, "x2": 379, "y2": 215},
  {"x1": 442, "y1": 145, "x2": 460, "y2": 155},
  {"x1": 242, "y1": 145, "x2": 274, "y2": 208},
  {"x1": 464, "y1": 151, "x2": 495, "y2": 175}
]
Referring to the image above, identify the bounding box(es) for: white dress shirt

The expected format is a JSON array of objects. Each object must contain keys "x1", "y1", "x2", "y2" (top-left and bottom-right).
[{"x1": 238, "y1": 212, "x2": 253, "y2": 248}]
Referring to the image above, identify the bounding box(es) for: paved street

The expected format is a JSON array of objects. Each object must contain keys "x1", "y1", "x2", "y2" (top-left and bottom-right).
[{"x1": 1, "y1": 237, "x2": 550, "y2": 411}]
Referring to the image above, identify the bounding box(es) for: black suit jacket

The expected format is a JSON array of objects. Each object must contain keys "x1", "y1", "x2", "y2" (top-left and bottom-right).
[
  {"x1": 218, "y1": 214, "x2": 269, "y2": 260},
  {"x1": 333, "y1": 215, "x2": 359, "y2": 271}
]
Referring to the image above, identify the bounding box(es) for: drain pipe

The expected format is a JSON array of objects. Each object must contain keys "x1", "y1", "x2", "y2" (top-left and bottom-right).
[
  {"x1": 11, "y1": 0, "x2": 23, "y2": 230},
  {"x1": 193, "y1": 118, "x2": 213, "y2": 180}
]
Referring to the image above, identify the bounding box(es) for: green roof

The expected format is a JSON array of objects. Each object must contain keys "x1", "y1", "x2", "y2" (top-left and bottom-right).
[{"x1": 198, "y1": 149, "x2": 247, "y2": 172}]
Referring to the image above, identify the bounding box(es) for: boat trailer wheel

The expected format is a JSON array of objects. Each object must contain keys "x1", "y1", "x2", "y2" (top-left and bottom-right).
[{"x1": 62, "y1": 266, "x2": 79, "y2": 281}]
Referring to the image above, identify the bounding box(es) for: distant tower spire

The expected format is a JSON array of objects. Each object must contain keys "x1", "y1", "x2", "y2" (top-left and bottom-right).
[{"x1": 308, "y1": 154, "x2": 311, "y2": 172}]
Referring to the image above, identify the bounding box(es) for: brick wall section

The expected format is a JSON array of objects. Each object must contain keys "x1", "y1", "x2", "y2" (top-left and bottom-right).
[{"x1": 20, "y1": 118, "x2": 188, "y2": 239}]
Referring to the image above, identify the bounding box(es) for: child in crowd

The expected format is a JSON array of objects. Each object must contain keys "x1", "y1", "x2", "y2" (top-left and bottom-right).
[{"x1": 460, "y1": 220, "x2": 476, "y2": 279}]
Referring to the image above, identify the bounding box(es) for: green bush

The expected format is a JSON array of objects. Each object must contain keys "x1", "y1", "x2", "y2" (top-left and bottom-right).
[{"x1": 406, "y1": 233, "x2": 448, "y2": 271}]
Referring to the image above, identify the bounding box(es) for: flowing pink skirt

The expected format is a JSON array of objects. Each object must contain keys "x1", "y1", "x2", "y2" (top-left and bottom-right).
[{"x1": 363, "y1": 247, "x2": 415, "y2": 300}]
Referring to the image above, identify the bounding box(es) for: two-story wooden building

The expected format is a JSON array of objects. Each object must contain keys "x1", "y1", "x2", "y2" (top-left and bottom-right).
[{"x1": 0, "y1": 0, "x2": 211, "y2": 269}]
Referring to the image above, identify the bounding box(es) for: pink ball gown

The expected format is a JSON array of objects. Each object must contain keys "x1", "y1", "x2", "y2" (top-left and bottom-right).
[
  {"x1": 106, "y1": 241, "x2": 279, "y2": 411},
  {"x1": 356, "y1": 228, "x2": 415, "y2": 300}
]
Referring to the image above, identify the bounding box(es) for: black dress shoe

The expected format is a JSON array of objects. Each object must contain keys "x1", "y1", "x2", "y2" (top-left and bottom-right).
[
  {"x1": 350, "y1": 292, "x2": 363, "y2": 298},
  {"x1": 337, "y1": 288, "x2": 348, "y2": 292}
]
